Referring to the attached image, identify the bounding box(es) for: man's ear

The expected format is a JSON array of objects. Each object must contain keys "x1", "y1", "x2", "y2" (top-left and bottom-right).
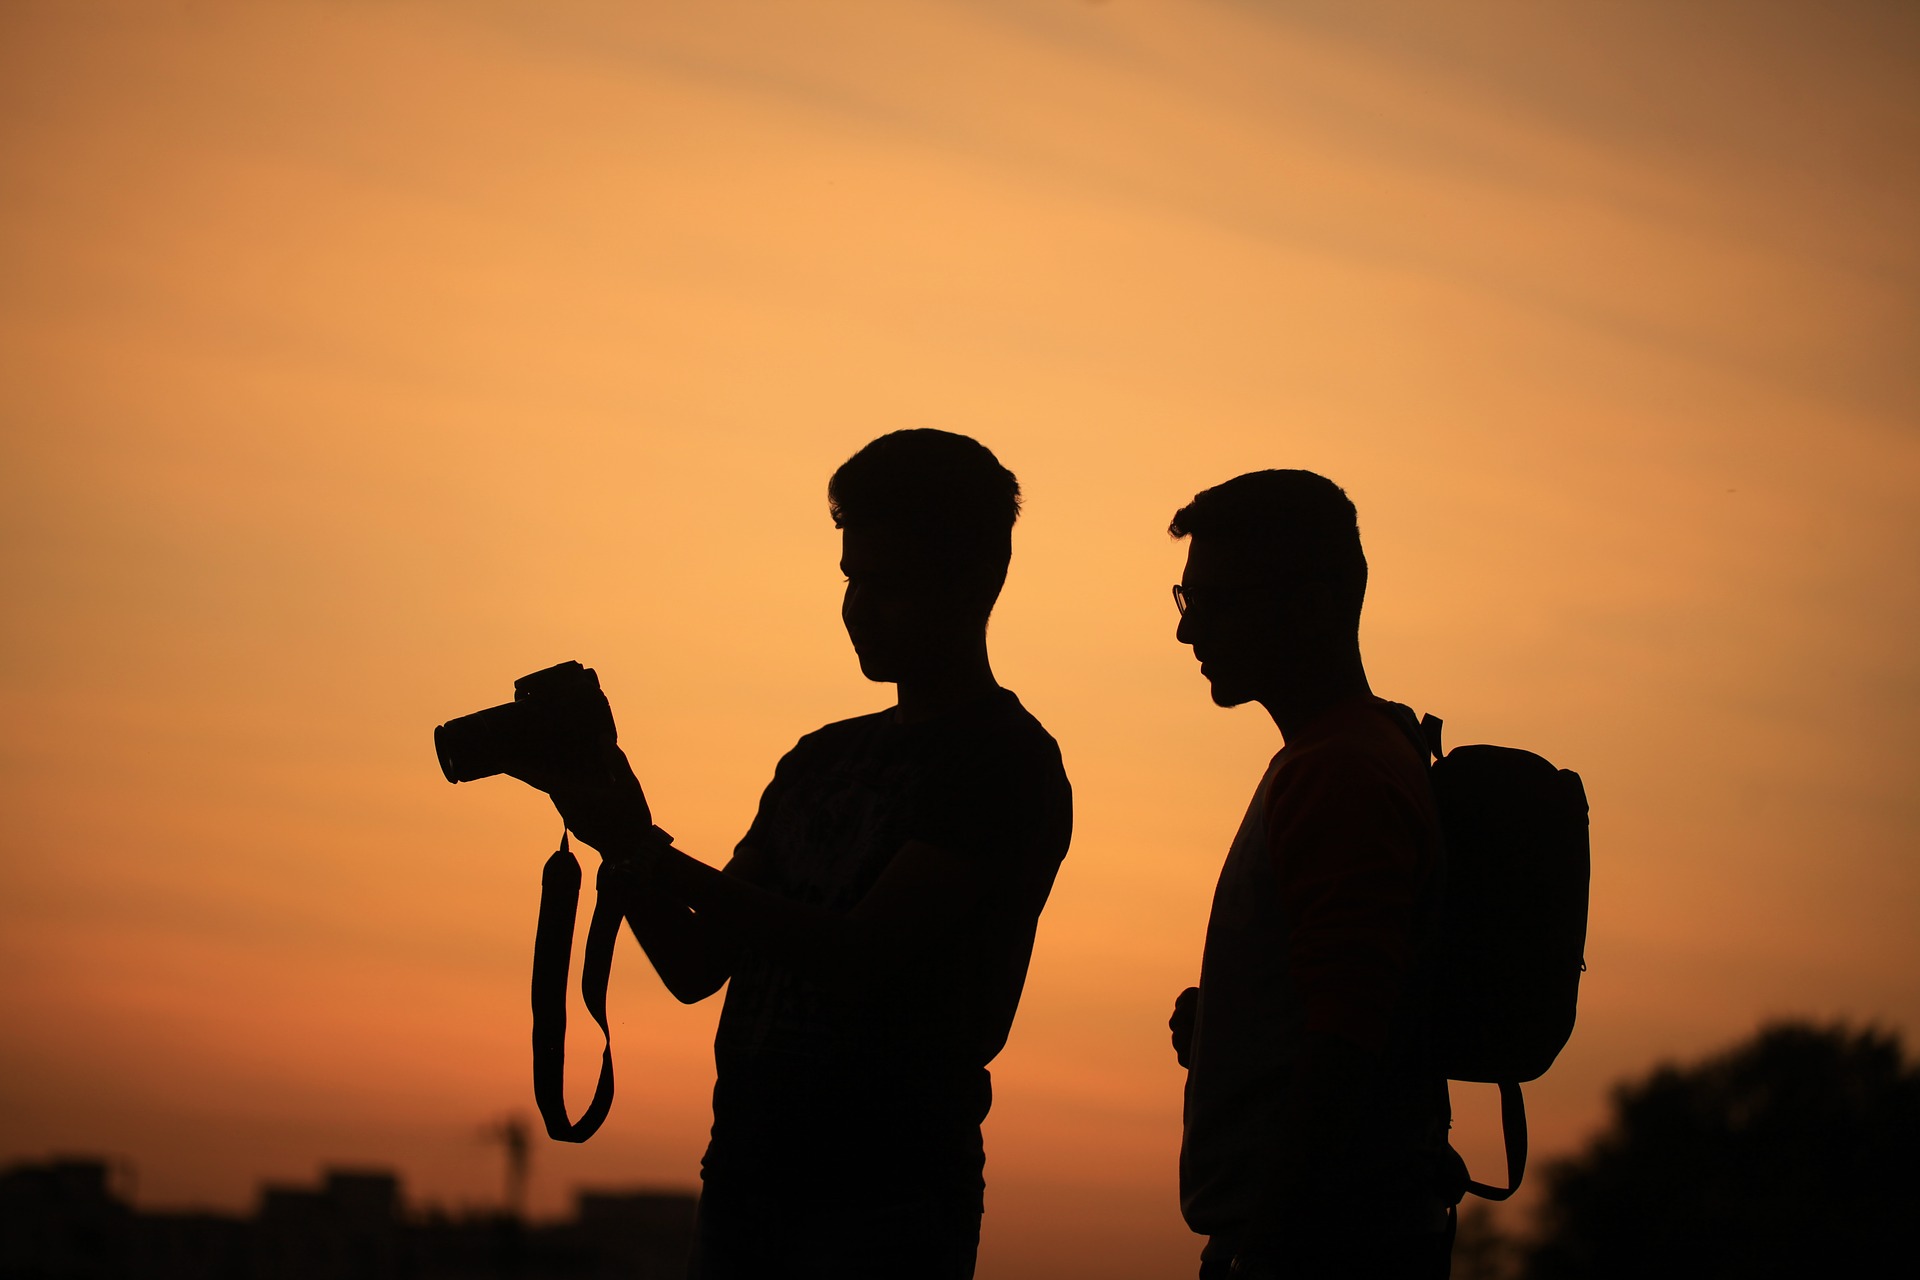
[{"x1": 1300, "y1": 579, "x2": 1363, "y2": 647}]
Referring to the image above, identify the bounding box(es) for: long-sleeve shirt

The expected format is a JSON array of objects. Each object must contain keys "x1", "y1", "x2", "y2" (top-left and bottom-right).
[{"x1": 1180, "y1": 696, "x2": 1447, "y2": 1235}]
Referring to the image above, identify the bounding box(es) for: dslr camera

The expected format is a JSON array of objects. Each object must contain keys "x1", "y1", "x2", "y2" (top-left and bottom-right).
[
  {"x1": 434, "y1": 659, "x2": 643, "y2": 1144},
  {"x1": 434, "y1": 660, "x2": 618, "y2": 787}
]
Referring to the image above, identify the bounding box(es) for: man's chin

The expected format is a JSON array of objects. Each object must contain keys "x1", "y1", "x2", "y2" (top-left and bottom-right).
[
  {"x1": 1206, "y1": 676, "x2": 1254, "y2": 709},
  {"x1": 855, "y1": 652, "x2": 898, "y2": 684}
]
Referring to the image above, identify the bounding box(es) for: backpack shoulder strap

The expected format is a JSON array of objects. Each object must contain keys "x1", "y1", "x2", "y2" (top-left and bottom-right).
[{"x1": 1463, "y1": 1080, "x2": 1530, "y2": 1201}]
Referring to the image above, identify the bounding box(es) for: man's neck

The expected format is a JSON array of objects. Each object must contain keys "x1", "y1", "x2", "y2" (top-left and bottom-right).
[
  {"x1": 1261, "y1": 657, "x2": 1372, "y2": 743},
  {"x1": 894, "y1": 642, "x2": 999, "y2": 724}
]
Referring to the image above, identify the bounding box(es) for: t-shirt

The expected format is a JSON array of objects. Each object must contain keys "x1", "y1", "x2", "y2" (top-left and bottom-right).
[
  {"x1": 702, "y1": 687, "x2": 1072, "y2": 1203},
  {"x1": 1181, "y1": 696, "x2": 1448, "y2": 1235}
]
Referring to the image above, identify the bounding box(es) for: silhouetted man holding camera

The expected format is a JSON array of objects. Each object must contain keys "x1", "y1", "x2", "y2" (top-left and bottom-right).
[
  {"x1": 1166, "y1": 471, "x2": 1451, "y2": 1279},
  {"x1": 532, "y1": 431, "x2": 1071, "y2": 1280}
]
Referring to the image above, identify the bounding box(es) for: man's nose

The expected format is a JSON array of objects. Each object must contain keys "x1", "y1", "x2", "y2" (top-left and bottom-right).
[{"x1": 1176, "y1": 609, "x2": 1197, "y2": 647}]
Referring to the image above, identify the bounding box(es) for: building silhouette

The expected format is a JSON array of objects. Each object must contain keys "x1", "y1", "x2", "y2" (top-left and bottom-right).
[{"x1": 0, "y1": 1157, "x2": 695, "y2": 1279}]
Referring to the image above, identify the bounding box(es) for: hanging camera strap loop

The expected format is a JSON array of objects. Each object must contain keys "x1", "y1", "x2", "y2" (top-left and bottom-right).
[{"x1": 530, "y1": 831, "x2": 620, "y2": 1143}]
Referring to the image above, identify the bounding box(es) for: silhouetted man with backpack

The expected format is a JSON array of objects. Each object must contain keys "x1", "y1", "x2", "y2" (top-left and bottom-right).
[
  {"x1": 1166, "y1": 470, "x2": 1453, "y2": 1279},
  {"x1": 533, "y1": 431, "x2": 1072, "y2": 1279}
]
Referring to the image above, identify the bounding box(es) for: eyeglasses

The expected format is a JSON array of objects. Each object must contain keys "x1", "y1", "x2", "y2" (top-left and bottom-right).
[{"x1": 1171, "y1": 582, "x2": 1280, "y2": 616}]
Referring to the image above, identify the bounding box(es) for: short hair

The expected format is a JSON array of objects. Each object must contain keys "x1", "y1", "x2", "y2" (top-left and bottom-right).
[
  {"x1": 828, "y1": 430, "x2": 1022, "y2": 579},
  {"x1": 1169, "y1": 469, "x2": 1367, "y2": 622}
]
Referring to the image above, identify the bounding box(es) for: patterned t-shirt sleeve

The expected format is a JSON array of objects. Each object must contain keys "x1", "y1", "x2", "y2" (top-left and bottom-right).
[{"x1": 729, "y1": 741, "x2": 803, "y2": 890}]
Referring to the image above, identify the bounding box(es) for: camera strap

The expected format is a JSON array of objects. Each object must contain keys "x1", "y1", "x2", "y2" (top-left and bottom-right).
[{"x1": 530, "y1": 831, "x2": 621, "y2": 1143}]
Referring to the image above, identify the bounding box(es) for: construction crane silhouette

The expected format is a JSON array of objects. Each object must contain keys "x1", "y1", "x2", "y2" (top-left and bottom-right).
[{"x1": 478, "y1": 1114, "x2": 531, "y2": 1220}]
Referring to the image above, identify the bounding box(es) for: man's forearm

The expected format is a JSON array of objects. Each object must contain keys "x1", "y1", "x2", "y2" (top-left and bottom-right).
[
  {"x1": 591, "y1": 821, "x2": 897, "y2": 978},
  {"x1": 618, "y1": 880, "x2": 736, "y2": 1004},
  {"x1": 567, "y1": 809, "x2": 739, "y2": 1003},
  {"x1": 646, "y1": 842, "x2": 890, "y2": 972},
  {"x1": 540, "y1": 757, "x2": 866, "y2": 994}
]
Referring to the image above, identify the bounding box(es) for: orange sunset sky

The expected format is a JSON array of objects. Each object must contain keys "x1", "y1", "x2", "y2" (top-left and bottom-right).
[{"x1": 2, "y1": 1, "x2": 1916, "y2": 1276}]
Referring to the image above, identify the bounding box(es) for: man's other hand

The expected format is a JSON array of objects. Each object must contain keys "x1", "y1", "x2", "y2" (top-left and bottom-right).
[{"x1": 1170, "y1": 985, "x2": 1199, "y2": 1068}]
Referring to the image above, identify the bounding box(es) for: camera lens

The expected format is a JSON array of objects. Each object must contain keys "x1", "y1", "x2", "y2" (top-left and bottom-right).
[{"x1": 434, "y1": 701, "x2": 524, "y2": 783}]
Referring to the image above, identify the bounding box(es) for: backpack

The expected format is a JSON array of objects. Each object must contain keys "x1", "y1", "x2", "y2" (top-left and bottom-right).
[{"x1": 1418, "y1": 714, "x2": 1590, "y2": 1202}]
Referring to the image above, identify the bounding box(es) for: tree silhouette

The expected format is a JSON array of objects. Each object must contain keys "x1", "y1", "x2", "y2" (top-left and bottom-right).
[{"x1": 1521, "y1": 1020, "x2": 1920, "y2": 1279}]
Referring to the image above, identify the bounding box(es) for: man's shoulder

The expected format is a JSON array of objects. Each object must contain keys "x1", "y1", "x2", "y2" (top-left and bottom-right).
[
  {"x1": 1262, "y1": 699, "x2": 1441, "y2": 860},
  {"x1": 1288, "y1": 698, "x2": 1422, "y2": 764},
  {"x1": 775, "y1": 692, "x2": 1067, "y2": 786},
  {"x1": 1271, "y1": 699, "x2": 1431, "y2": 802},
  {"x1": 951, "y1": 691, "x2": 1070, "y2": 797},
  {"x1": 979, "y1": 689, "x2": 1064, "y2": 754},
  {"x1": 921, "y1": 691, "x2": 1072, "y2": 868},
  {"x1": 778, "y1": 707, "x2": 893, "y2": 768}
]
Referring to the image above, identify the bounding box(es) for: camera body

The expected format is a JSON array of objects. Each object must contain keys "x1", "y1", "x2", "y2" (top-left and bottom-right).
[{"x1": 434, "y1": 660, "x2": 618, "y2": 785}]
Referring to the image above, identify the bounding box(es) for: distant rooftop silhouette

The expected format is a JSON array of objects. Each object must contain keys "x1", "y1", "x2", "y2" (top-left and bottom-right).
[{"x1": 0, "y1": 1156, "x2": 696, "y2": 1279}]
